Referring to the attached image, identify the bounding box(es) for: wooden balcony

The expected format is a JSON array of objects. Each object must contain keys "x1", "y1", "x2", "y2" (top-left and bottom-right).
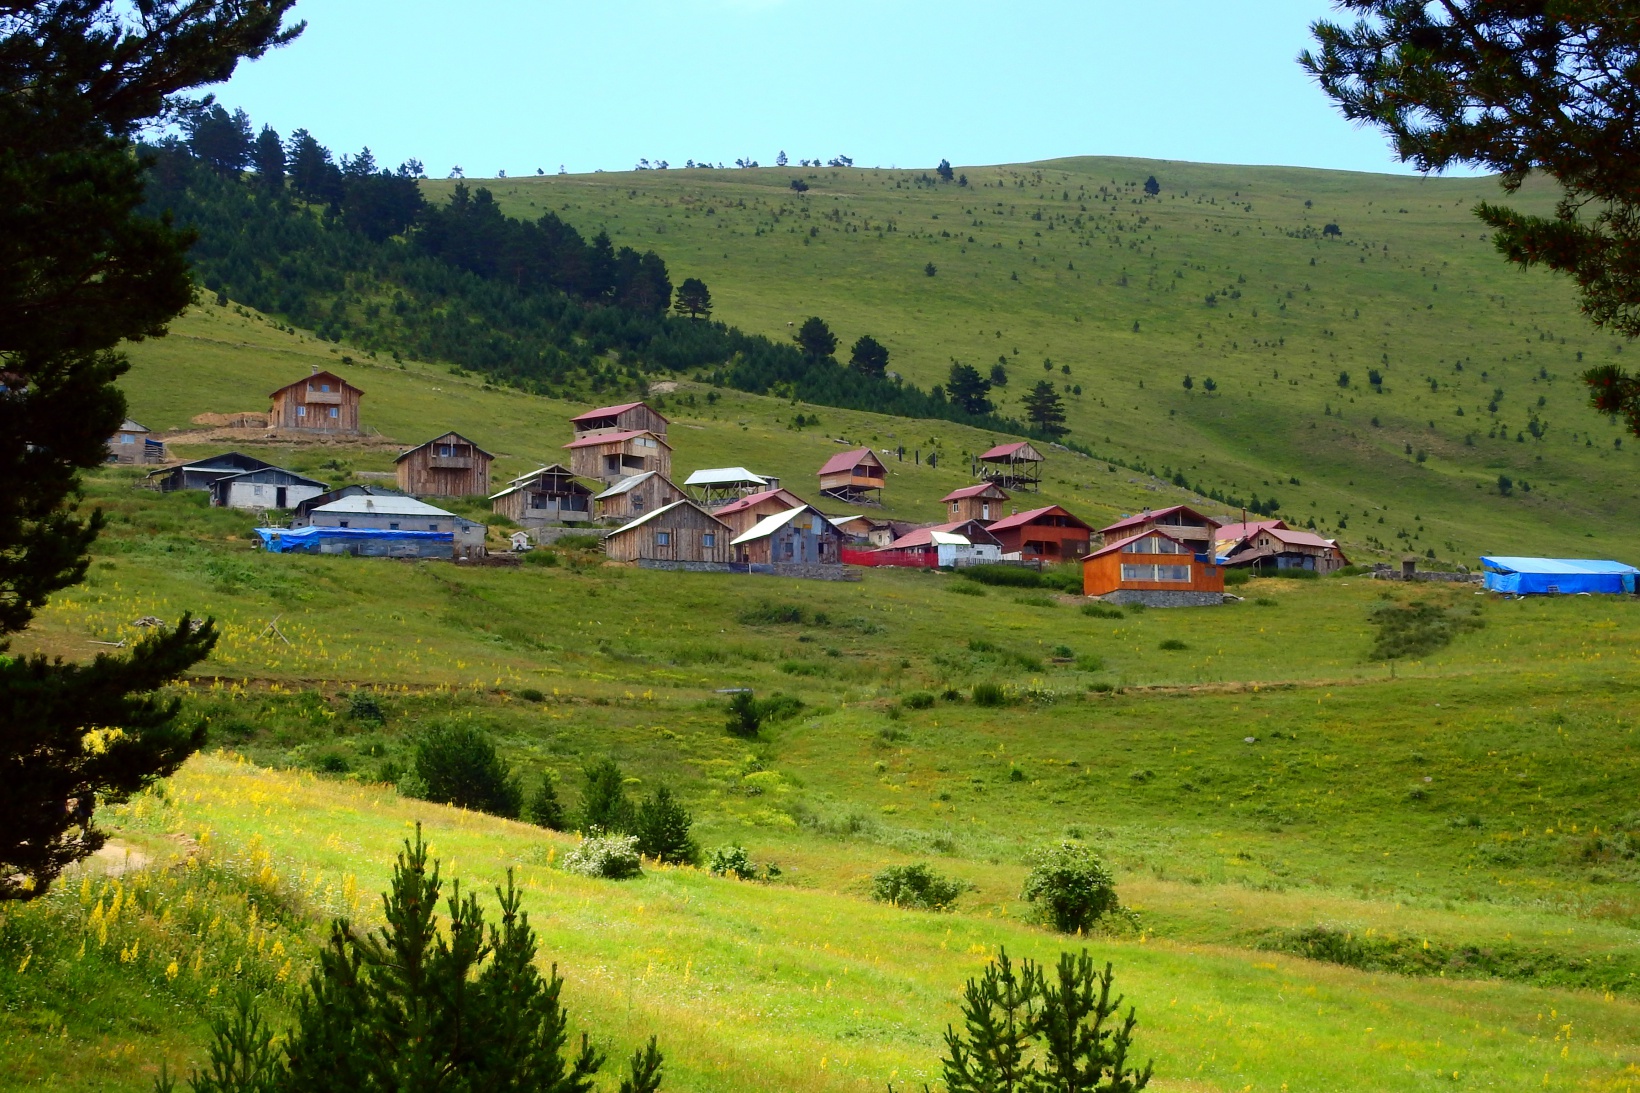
[
  {"x1": 428, "y1": 454, "x2": 473, "y2": 469},
  {"x1": 304, "y1": 389, "x2": 343, "y2": 405}
]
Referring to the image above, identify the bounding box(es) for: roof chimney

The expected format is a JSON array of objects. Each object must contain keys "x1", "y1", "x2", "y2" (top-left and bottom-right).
[{"x1": 311, "y1": 365, "x2": 318, "y2": 376}]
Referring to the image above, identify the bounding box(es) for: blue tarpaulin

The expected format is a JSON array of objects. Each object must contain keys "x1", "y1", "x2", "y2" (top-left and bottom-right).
[
  {"x1": 256, "y1": 526, "x2": 453, "y2": 554},
  {"x1": 1480, "y1": 556, "x2": 1638, "y2": 595}
]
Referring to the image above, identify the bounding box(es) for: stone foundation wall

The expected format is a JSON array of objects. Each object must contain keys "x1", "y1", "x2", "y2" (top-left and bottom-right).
[{"x1": 1101, "y1": 589, "x2": 1225, "y2": 608}]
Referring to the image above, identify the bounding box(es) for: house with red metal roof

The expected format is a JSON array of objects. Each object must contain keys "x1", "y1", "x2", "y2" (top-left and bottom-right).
[
  {"x1": 1083, "y1": 528, "x2": 1225, "y2": 606},
  {"x1": 975, "y1": 440, "x2": 1044, "y2": 491},
  {"x1": 569, "y1": 401, "x2": 668, "y2": 440},
  {"x1": 714, "y1": 487, "x2": 811, "y2": 537},
  {"x1": 845, "y1": 520, "x2": 1003, "y2": 569},
  {"x1": 942, "y1": 482, "x2": 1010, "y2": 524},
  {"x1": 987, "y1": 504, "x2": 1092, "y2": 562},
  {"x1": 1222, "y1": 524, "x2": 1350, "y2": 574},
  {"x1": 818, "y1": 447, "x2": 886, "y2": 505},
  {"x1": 563, "y1": 429, "x2": 672, "y2": 485},
  {"x1": 1097, "y1": 505, "x2": 1221, "y2": 559}
]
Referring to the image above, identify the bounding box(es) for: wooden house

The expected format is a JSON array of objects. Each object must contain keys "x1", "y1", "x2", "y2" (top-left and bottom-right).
[
  {"x1": 942, "y1": 482, "x2": 1010, "y2": 524},
  {"x1": 987, "y1": 505, "x2": 1093, "y2": 562},
  {"x1": 153, "y1": 451, "x2": 273, "y2": 493},
  {"x1": 602, "y1": 499, "x2": 732, "y2": 564},
  {"x1": 210, "y1": 466, "x2": 328, "y2": 511},
  {"x1": 268, "y1": 368, "x2": 363, "y2": 434},
  {"x1": 1083, "y1": 528, "x2": 1224, "y2": 605},
  {"x1": 1097, "y1": 505, "x2": 1221, "y2": 558},
  {"x1": 828, "y1": 514, "x2": 878, "y2": 542},
  {"x1": 713, "y1": 487, "x2": 811, "y2": 537},
  {"x1": 731, "y1": 505, "x2": 847, "y2": 566},
  {"x1": 593, "y1": 470, "x2": 685, "y2": 524},
  {"x1": 490, "y1": 464, "x2": 594, "y2": 526},
  {"x1": 395, "y1": 432, "x2": 494, "y2": 498},
  {"x1": 108, "y1": 419, "x2": 166, "y2": 465},
  {"x1": 874, "y1": 520, "x2": 1003, "y2": 567},
  {"x1": 817, "y1": 447, "x2": 886, "y2": 505},
  {"x1": 684, "y1": 467, "x2": 772, "y2": 507},
  {"x1": 976, "y1": 441, "x2": 1044, "y2": 490},
  {"x1": 570, "y1": 401, "x2": 669, "y2": 441},
  {"x1": 1220, "y1": 523, "x2": 1349, "y2": 574},
  {"x1": 564, "y1": 429, "x2": 672, "y2": 485}
]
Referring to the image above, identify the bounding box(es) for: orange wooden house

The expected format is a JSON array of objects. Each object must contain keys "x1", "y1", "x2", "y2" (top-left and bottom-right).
[
  {"x1": 818, "y1": 447, "x2": 886, "y2": 505},
  {"x1": 268, "y1": 368, "x2": 363, "y2": 434},
  {"x1": 1083, "y1": 528, "x2": 1225, "y2": 606},
  {"x1": 942, "y1": 482, "x2": 1010, "y2": 524},
  {"x1": 1096, "y1": 505, "x2": 1221, "y2": 558},
  {"x1": 986, "y1": 504, "x2": 1093, "y2": 562}
]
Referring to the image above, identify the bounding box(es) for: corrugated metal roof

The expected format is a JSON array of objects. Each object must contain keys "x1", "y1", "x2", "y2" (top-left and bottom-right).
[
  {"x1": 987, "y1": 505, "x2": 1089, "y2": 532},
  {"x1": 1264, "y1": 527, "x2": 1337, "y2": 550},
  {"x1": 1215, "y1": 520, "x2": 1287, "y2": 543},
  {"x1": 117, "y1": 419, "x2": 148, "y2": 433},
  {"x1": 979, "y1": 441, "x2": 1040, "y2": 460},
  {"x1": 571, "y1": 401, "x2": 668, "y2": 423},
  {"x1": 312, "y1": 495, "x2": 456, "y2": 517},
  {"x1": 594, "y1": 471, "x2": 660, "y2": 499},
  {"x1": 562, "y1": 429, "x2": 668, "y2": 449},
  {"x1": 1100, "y1": 504, "x2": 1219, "y2": 535},
  {"x1": 684, "y1": 467, "x2": 768, "y2": 487},
  {"x1": 716, "y1": 488, "x2": 805, "y2": 515},
  {"x1": 1087, "y1": 528, "x2": 1192, "y2": 560},
  {"x1": 818, "y1": 448, "x2": 877, "y2": 476},
  {"x1": 942, "y1": 483, "x2": 1009, "y2": 501},
  {"x1": 731, "y1": 505, "x2": 840, "y2": 546},
  {"x1": 394, "y1": 431, "x2": 495, "y2": 463}
]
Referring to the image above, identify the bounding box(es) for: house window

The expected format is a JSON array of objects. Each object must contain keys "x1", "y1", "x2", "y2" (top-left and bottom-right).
[
  {"x1": 981, "y1": 503, "x2": 991, "y2": 520},
  {"x1": 329, "y1": 407, "x2": 339, "y2": 418},
  {"x1": 428, "y1": 523, "x2": 438, "y2": 531},
  {"x1": 633, "y1": 494, "x2": 645, "y2": 512},
  {"x1": 297, "y1": 406, "x2": 307, "y2": 417},
  {"x1": 253, "y1": 485, "x2": 264, "y2": 497},
  {"x1": 339, "y1": 520, "x2": 349, "y2": 528},
  {"x1": 121, "y1": 434, "x2": 134, "y2": 445},
  {"x1": 703, "y1": 533, "x2": 715, "y2": 547},
  {"x1": 320, "y1": 383, "x2": 331, "y2": 392},
  {"x1": 389, "y1": 522, "x2": 400, "y2": 530},
  {"x1": 951, "y1": 501, "x2": 959, "y2": 514},
  {"x1": 783, "y1": 542, "x2": 794, "y2": 559},
  {"x1": 1120, "y1": 564, "x2": 1191, "y2": 582},
  {"x1": 656, "y1": 531, "x2": 670, "y2": 546}
]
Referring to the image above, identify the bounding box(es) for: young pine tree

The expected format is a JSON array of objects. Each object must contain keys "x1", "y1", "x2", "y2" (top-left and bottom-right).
[
  {"x1": 528, "y1": 774, "x2": 567, "y2": 830},
  {"x1": 579, "y1": 756, "x2": 635, "y2": 834},
  {"x1": 633, "y1": 784, "x2": 699, "y2": 865}
]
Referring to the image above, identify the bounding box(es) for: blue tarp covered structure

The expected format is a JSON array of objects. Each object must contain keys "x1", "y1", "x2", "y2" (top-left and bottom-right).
[
  {"x1": 1480, "y1": 556, "x2": 1638, "y2": 595},
  {"x1": 256, "y1": 526, "x2": 452, "y2": 557}
]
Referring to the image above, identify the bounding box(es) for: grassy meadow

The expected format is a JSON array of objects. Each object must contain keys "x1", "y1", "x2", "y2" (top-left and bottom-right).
[{"x1": 3, "y1": 156, "x2": 1639, "y2": 1091}]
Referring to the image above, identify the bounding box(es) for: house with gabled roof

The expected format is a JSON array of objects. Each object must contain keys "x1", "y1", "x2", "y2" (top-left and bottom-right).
[
  {"x1": 490, "y1": 464, "x2": 594, "y2": 527},
  {"x1": 396, "y1": 431, "x2": 493, "y2": 498},
  {"x1": 108, "y1": 419, "x2": 166, "y2": 465},
  {"x1": 210, "y1": 466, "x2": 328, "y2": 512},
  {"x1": 564, "y1": 429, "x2": 671, "y2": 485},
  {"x1": 602, "y1": 498, "x2": 731, "y2": 563},
  {"x1": 570, "y1": 401, "x2": 668, "y2": 440},
  {"x1": 152, "y1": 451, "x2": 273, "y2": 493},
  {"x1": 713, "y1": 487, "x2": 811, "y2": 537},
  {"x1": 1222, "y1": 524, "x2": 1349, "y2": 574},
  {"x1": 593, "y1": 470, "x2": 685, "y2": 524},
  {"x1": 1098, "y1": 505, "x2": 1222, "y2": 559},
  {"x1": 942, "y1": 482, "x2": 1010, "y2": 524},
  {"x1": 987, "y1": 505, "x2": 1093, "y2": 562},
  {"x1": 268, "y1": 368, "x2": 363, "y2": 434},
  {"x1": 731, "y1": 505, "x2": 847, "y2": 567},
  {"x1": 1083, "y1": 528, "x2": 1225, "y2": 606},
  {"x1": 817, "y1": 447, "x2": 886, "y2": 505}
]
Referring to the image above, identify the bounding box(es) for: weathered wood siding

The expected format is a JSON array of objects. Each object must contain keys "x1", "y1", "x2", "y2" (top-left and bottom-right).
[
  {"x1": 397, "y1": 433, "x2": 492, "y2": 497},
  {"x1": 268, "y1": 372, "x2": 363, "y2": 433},
  {"x1": 596, "y1": 474, "x2": 683, "y2": 523},
  {"x1": 604, "y1": 504, "x2": 731, "y2": 563}
]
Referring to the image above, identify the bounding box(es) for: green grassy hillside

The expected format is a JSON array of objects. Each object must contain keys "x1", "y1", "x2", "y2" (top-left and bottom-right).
[{"x1": 422, "y1": 159, "x2": 1640, "y2": 567}]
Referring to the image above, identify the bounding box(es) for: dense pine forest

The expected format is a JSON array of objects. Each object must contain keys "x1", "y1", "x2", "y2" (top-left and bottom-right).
[{"x1": 140, "y1": 109, "x2": 1033, "y2": 435}]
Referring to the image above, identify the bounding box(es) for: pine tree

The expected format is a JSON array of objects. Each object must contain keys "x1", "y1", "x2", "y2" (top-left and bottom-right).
[
  {"x1": 942, "y1": 948, "x2": 1041, "y2": 1093},
  {"x1": 672, "y1": 277, "x2": 713, "y2": 319},
  {"x1": 794, "y1": 316, "x2": 838, "y2": 360},
  {"x1": 946, "y1": 362, "x2": 994, "y2": 414},
  {"x1": 528, "y1": 774, "x2": 567, "y2": 830},
  {"x1": 252, "y1": 124, "x2": 285, "y2": 188},
  {"x1": 579, "y1": 756, "x2": 635, "y2": 834},
  {"x1": 634, "y1": 784, "x2": 699, "y2": 865},
  {"x1": 848, "y1": 334, "x2": 890, "y2": 378},
  {"x1": 0, "y1": 0, "x2": 297, "y2": 901},
  {"x1": 1022, "y1": 380, "x2": 1069, "y2": 437}
]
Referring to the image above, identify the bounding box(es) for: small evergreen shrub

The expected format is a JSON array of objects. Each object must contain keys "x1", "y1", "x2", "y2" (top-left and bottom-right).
[
  {"x1": 903, "y1": 690, "x2": 936, "y2": 710},
  {"x1": 562, "y1": 831, "x2": 643, "y2": 879},
  {"x1": 1158, "y1": 639, "x2": 1188, "y2": 651},
  {"x1": 725, "y1": 692, "x2": 761, "y2": 737},
  {"x1": 526, "y1": 775, "x2": 566, "y2": 830},
  {"x1": 413, "y1": 723, "x2": 522, "y2": 819},
  {"x1": 633, "y1": 785, "x2": 698, "y2": 865},
  {"x1": 516, "y1": 687, "x2": 546, "y2": 702},
  {"x1": 870, "y1": 863, "x2": 969, "y2": 911},
  {"x1": 346, "y1": 690, "x2": 385, "y2": 724},
  {"x1": 578, "y1": 757, "x2": 635, "y2": 834},
  {"x1": 971, "y1": 682, "x2": 1008, "y2": 707},
  {"x1": 1021, "y1": 841, "x2": 1124, "y2": 934},
  {"x1": 1080, "y1": 602, "x2": 1124, "y2": 619}
]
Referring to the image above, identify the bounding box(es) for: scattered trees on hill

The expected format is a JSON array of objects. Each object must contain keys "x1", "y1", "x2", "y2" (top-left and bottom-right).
[
  {"x1": 186, "y1": 104, "x2": 253, "y2": 175},
  {"x1": 410, "y1": 723, "x2": 524, "y2": 819},
  {"x1": 157, "y1": 830, "x2": 667, "y2": 1092},
  {"x1": 1021, "y1": 380, "x2": 1068, "y2": 437},
  {"x1": 1302, "y1": 2, "x2": 1640, "y2": 434},
  {"x1": 990, "y1": 360, "x2": 1009, "y2": 386},
  {"x1": 0, "y1": 0, "x2": 302, "y2": 900},
  {"x1": 789, "y1": 177, "x2": 808, "y2": 192},
  {"x1": 849, "y1": 334, "x2": 890, "y2": 378},
  {"x1": 673, "y1": 276, "x2": 713, "y2": 319}
]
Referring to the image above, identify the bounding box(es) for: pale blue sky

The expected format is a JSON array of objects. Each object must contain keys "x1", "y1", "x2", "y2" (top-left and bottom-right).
[{"x1": 214, "y1": 0, "x2": 1421, "y2": 178}]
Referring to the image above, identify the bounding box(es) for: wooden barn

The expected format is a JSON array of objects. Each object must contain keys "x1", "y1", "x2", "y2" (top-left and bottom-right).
[
  {"x1": 152, "y1": 451, "x2": 273, "y2": 492},
  {"x1": 210, "y1": 466, "x2": 328, "y2": 511},
  {"x1": 942, "y1": 482, "x2": 1010, "y2": 524},
  {"x1": 817, "y1": 447, "x2": 886, "y2": 505},
  {"x1": 731, "y1": 505, "x2": 847, "y2": 566},
  {"x1": 1083, "y1": 528, "x2": 1225, "y2": 606},
  {"x1": 713, "y1": 487, "x2": 811, "y2": 537},
  {"x1": 1098, "y1": 505, "x2": 1222, "y2": 559},
  {"x1": 395, "y1": 432, "x2": 494, "y2": 498},
  {"x1": 602, "y1": 499, "x2": 732, "y2": 564},
  {"x1": 108, "y1": 419, "x2": 166, "y2": 465},
  {"x1": 490, "y1": 464, "x2": 593, "y2": 526},
  {"x1": 976, "y1": 441, "x2": 1044, "y2": 491},
  {"x1": 570, "y1": 401, "x2": 669, "y2": 441},
  {"x1": 593, "y1": 470, "x2": 685, "y2": 524},
  {"x1": 564, "y1": 429, "x2": 672, "y2": 485},
  {"x1": 268, "y1": 368, "x2": 363, "y2": 434},
  {"x1": 987, "y1": 505, "x2": 1093, "y2": 562}
]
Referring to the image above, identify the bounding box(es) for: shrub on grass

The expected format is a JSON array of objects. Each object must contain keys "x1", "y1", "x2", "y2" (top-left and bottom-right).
[
  {"x1": 1222, "y1": 567, "x2": 1251, "y2": 587},
  {"x1": 346, "y1": 690, "x2": 385, "y2": 724},
  {"x1": 726, "y1": 692, "x2": 761, "y2": 737},
  {"x1": 939, "y1": 948, "x2": 1153, "y2": 1092},
  {"x1": 948, "y1": 582, "x2": 986, "y2": 597},
  {"x1": 579, "y1": 757, "x2": 635, "y2": 834},
  {"x1": 871, "y1": 863, "x2": 968, "y2": 911},
  {"x1": 413, "y1": 724, "x2": 523, "y2": 819},
  {"x1": 516, "y1": 687, "x2": 546, "y2": 702},
  {"x1": 633, "y1": 785, "x2": 698, "y2": 865},
  {"x1": 521, "y1": 548, "x2": 560, "y2": 567},
  {"x1": 1254, "y1": 597, "x2": 1278, "y2": 607},
  {"x1": 157, "y1": 828, "x2": 665, "y2": 1092},
  {"x1": 960, "y1": 564, "x2": 1047, "y2": 588},
  {"x1": 971, "y1": 682, "x2": 1008, "y2": 707},
  {"x1": 738, "y1": 600, "x2": 828, "y2": 626},
  {"x1": 526, "y1": 775, "x2": 566, "y2": 830},
  {"x1": 1080, "y1": 602, "x2": 1124, "y2": 619},
  {"x1": 1021, "y1": 841, "x2": 1124, "y2": 934},
  {"x1": 1014, "y1": 593, "x2": 1058, "y2": 608},
  {"x1": 1158, "y1": 639, "x2": 1188, "y2": 651},
  {"x1": 1369, "y1": 600, "x2": 1484, "y2": 660},
  {"x1": 707, "y1": 844, "x2": 757, "y2": 879},
  {"x1": 1074, "y1": 654, "x2": 1105, "y2": 672},
  {"x1": 903, "y1": 691, "x2": 936, "y2": 710},
  {"x1": 562, "y1": 831, "x2": 644, "y2": 879}
]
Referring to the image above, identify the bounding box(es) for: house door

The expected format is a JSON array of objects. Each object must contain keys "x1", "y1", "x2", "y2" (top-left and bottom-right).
[{"x1": 276, "y1": 487, "x2": 288, "y2": 508}]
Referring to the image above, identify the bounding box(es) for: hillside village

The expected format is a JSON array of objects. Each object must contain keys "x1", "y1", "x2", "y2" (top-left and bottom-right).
[{"x1": 131, "y1": 368, "x2": 1370, "y2": 605}]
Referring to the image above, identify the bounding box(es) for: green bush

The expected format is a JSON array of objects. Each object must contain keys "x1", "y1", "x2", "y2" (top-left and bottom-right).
[
  {"x1": 948, "y1": 582, "x2": 986, "y2": 597},
  {"x1": 1254, "y1": 597, "x2": 1278, "y2": 607},
  {"x1": 526, "y1": 775, "x2": 565, "y2": 830},
  {"x1": 346, "y1": 690, "x2": 385, "y2": 724},
  {"x1": 1370, "y1": 600, "x2": 1484, "y2": 660},
  {"x1": 1222, "y1": 567, "x2": 1251, "y2": 587},
  {"x1": 758, "y1": 692, "x2": 805, "y2": 723},
  {"x1": 521, "y1": 548, "x2": 560, "y2": 567},
  {"x1": 633, "y1": 784, "x2": 698, "y2": 865},
  {"x1": 870, "y1": 863, "x2": 969, "y2": 911},
  {"x1": 1158, "y1": 639, "x2": 1188, "y2": 651},
  {"x1": 707, "y1": 844, "x2": 756, "y2": 880},
  {"x1": 578, "y1": 757, "x2": 635, "y2": 834},
  {"x1": 738, "y1": 601, "x2": 828, "y2": 626},
  {"x1": 516, "y1": 687, "x2": 546, "y2": 702},
  {"x1": 1080, "y1": 602, "x2": 1124, "y2": 620},
  {"x1": 903, "y1": 691, "x2": 936, "y2": 710},
  {"x1": 971, "y1": 682, "x2": 1008, "y2": 707},
  {"x1": 562, "y1": 831, "x2": 643, "y2": 880},
  {"x1": 960, "y1": 564, "x2": 1048, "y2": 588},
  {"x1": 726, "y1": 692, "x2": 761, "y2": 737},
  {"x1": 413, "y1": 724, "x2": 522, "y2": 819},
  {"x1": 1021, "y1": 842, "x2": 1124, "y2": 933},
  {"x1": 1074, "y1": 654, "x2": 1105, "y2": 672},
  {"x1": 1014, "y1": 593, "x2": 1058, "y2": 608},
  {"x1": 1266, "y1": 567, "x2": 1319, "y2": 580}
]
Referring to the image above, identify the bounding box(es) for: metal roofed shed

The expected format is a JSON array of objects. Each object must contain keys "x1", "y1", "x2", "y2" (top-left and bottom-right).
[
  {"x1": 1480, "y1": 557, "x2": 1639, "y2": 596},
  {"x1": 684, "y1": 466, "x2": 770, "y2": 507},
  {"x1": 255, "y1": 525, "x2": 453, "y2": 558}
]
